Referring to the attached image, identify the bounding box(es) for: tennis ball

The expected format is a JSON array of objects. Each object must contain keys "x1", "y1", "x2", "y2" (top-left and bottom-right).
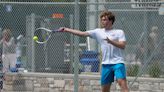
[{"x1": 33, "y1": 36, "x2": 38, "y2": 41}]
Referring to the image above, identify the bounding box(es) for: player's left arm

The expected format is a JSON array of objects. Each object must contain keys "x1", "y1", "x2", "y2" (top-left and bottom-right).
[
  {"x1": 104, "y1": 30, "x2": 126, "y2": 49},
  {"x1": 105, "y1": 38, "x2": 126, "y2": 49}
]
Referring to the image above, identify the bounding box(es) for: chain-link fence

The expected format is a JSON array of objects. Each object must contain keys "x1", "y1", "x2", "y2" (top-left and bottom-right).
[{"x1": 0, "y1": 0, "x2": 164, "y2": 91}]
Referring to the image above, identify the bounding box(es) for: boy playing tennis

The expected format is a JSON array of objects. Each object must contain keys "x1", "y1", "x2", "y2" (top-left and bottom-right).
[{"x1": 60, "y1": 10, "x2": 129, "y2": 92}]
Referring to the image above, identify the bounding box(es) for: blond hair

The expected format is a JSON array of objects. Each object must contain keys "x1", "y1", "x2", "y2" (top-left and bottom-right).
[{"x1": 2, "y1": 28, "x2": 12, "y2": 41}]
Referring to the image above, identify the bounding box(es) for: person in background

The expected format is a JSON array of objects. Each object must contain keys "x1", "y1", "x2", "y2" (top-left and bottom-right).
[
  {"x1": 135, "y1": 26, "x2": 158, "y2": 64},
  {"x1": 0, "y1": 28, "x2": 17, "y2": 73},
  {"x1": 59, "y1": 10, "x2": 129, "y2": 92},
  {"x1": 148, "y1": 26, "x2": 159, "y2": 55}
]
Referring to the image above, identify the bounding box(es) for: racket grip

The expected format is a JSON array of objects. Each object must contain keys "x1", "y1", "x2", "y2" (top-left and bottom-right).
[
  {"x1": 52, "y1": 28, "x2": 64, "y2": 33},
  {"x1": 52, "y1": 30, "x2": 59, "y2": 33}
]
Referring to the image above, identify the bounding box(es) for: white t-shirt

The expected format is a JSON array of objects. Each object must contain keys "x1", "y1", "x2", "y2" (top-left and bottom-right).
[
  {"x1": 2, "y1": 37, "x2": 16, "y2": 54},
  {"x1": 87, "y1": 28, "x2": 126, "y2": 64}
]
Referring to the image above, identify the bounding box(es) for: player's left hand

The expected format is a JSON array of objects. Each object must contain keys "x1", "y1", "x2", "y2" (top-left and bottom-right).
[{"x1": 104, "y1": 37, "x2": 111, "y2": 43}]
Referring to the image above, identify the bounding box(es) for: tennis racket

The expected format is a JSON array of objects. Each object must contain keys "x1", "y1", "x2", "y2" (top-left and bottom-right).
[{"x1": 33, "y1": 27, "x2": 63, "y2": 44}]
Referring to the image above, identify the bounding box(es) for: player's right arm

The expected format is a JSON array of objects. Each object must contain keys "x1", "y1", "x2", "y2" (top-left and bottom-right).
[{"x1": 61, "y1": 27, "x2": 89, "y2": 37}]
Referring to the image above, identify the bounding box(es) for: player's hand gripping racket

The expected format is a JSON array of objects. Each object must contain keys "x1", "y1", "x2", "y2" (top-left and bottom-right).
[{"x1": 33, "y1": 27, "x2": 64, "y2": 44}]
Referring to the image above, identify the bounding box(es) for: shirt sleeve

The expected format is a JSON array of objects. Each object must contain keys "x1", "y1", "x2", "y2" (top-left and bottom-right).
[
  {"x1": 86, "y1": 29, "x2": 98, "y2": 39},
  {"x1": 118, "y1": 30, "x2": 126, "y2": 41}
]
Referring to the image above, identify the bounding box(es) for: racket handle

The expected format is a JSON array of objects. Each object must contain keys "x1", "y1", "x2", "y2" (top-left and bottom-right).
[
  {"x1": 52, "y1": 30, "x2": 59, "y2": 33},
  {"x1": 52, "y1": 28, "x2": 64, "y2": 33}
]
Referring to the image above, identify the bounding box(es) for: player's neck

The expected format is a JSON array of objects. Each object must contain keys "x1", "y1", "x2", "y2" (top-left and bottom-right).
[{"x1": 105, "y1": 26, "x2": 113, "y2": 31}]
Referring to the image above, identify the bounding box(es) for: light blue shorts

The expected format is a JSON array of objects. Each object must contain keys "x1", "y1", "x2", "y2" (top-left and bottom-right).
[{"x1": 101, "y1": 63, "x2": 126, "y2": 85}]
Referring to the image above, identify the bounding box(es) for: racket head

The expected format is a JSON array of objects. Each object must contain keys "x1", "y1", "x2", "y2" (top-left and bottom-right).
[{"x1": 34, "y1": 27, "x2": 52, "y2": 44}]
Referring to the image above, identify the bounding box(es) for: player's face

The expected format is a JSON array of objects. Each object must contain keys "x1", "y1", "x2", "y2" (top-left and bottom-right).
[{"x1": 100, "y1": 16, "x2": 112, "y2": 28}]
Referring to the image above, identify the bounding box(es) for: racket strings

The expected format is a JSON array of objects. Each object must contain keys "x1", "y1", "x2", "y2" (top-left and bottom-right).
[
  {"x1": 34, "y1": 28, "x2": 52, "y2": 44},
  {"x1": 42, "y1": 31, "x2": 50, "y2": 42}
]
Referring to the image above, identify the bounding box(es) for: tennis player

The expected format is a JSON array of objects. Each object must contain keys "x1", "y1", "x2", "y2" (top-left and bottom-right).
[
  {"x1": 60, "y1": 10, "x2": 129, "y2": 92},
  {"x1": 0, "y1": 28, "x2": 16, "y2": 73}
]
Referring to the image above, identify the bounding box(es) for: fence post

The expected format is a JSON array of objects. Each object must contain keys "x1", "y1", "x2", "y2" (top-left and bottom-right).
[{"x1": 74, "y1": 0, "x2": 80, "y2": 92}]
